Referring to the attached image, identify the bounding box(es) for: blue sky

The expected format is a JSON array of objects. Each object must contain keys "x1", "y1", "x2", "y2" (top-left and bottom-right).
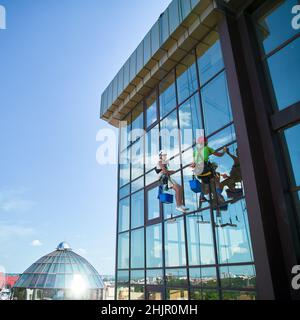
[{"x1": 0, "y1": 0, "x2": 171, "y2": 275}]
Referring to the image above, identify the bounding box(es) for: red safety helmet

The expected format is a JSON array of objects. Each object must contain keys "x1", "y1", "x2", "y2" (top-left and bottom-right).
[{"x1": 197, "y1": 136, "x2": 208, "y2": 145}]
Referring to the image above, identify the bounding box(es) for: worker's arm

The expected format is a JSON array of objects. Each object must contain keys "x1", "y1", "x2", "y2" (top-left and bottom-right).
[
  {"x1": 158, "y1": 160, "x2": 170, "y2": 175},
  {"x1": 224, "y1": 147, "x2": 238, "y2": 162}
]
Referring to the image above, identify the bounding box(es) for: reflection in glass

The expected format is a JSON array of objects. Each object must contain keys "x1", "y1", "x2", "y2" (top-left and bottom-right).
[
  {"x1": 201, "y1": 72, "x2": 232, "y2": 135},
  {"x1": 146, "y1": 90, "x2": 157, "y2": 128},
  {"x1": 222, "y1": 291, "x2": 256, "y2": 300},
  {"x1": 189, "y1": 267, "x2": 217, "y2": 288},
  {"x1": 164, "y1": 217, "x2": 186, "y2": 267},
  {"x1": 159, "y1": 71, "x2": 176, "y2": 118},
  {"x1": 131, "y1": 176, "x2": 144, "y2": 193},
  {"x1": 165, "y1": 268, "x2": 188, "y2": 286},
  {"x1": 119, "y1": 149, "x2": 130, "y2": 187},
  {"x1": 147, "y1": 187, "x2": 160, "y2": 221},
  {"x1": 130, "y1": 286, "x2": 144, "y2": 300},
  {"x1": 146, "y1": 224, "x2": 163, "y2": 268},
  {"x1": 118, "y1": 197, "x2": 130, "y2": 232},
  {"x1": 176, "y1": 53, "x2": 198, "y2": 104},
  {"x1": 186, "y1": 211, "x2": 215, "y2": 265},
  {"x1": 131, "y1": 228, "x2": 144, "y2": 268},
  {"x1": 145, "y1": 169, "x2": 158, "y2": 186},
  {"x1": 146, "y1": 269, "x2": 164, "y2": 285},
  {"x1": 160, "y1": 109, "x2": 179, "y2": 158},
  {"x1": 267, "y1": 37, "x2": 300, "y2": 110},
  {"x1": 118, "y1": 232, "x2": 129, "y2": 269},
  {"x1": 179, "y1": 93, "x2": 202, "y2": 151},
  {"x1": 214, "y1": 199, "x2": 254, "y2": 264},
  {"x1": 145, "y1": 125, "x2": 159, "y2": 171},
  {"x1": 167, "y1": 288, "x2": 188, "y2": 300},
  {"x1": 255, "y1": 0, "x2": 300, "y2": 54},
  {"x1": 220, "y1": 264, "x2": 256, "y2": 289},
  {"x1": 130, "y1": 270, "x2": 145, "y2": 285},
  {"x1": 197, "y1": 39, "x2": 224, "y2": 85},
  {"x1": 131, "y1": 190, "x2": 144, "y2": 229},
  {"x1": 131, "y1": 138, "x2": 144, "y2": 180}
]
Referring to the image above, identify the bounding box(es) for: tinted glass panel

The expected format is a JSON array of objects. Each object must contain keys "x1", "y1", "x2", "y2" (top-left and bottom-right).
[
  {"x1": 118, "y1": 197, "x2": 130, "y2": 232},
  {"x1": 146, "y1": 224, "x2": 163, "y2": 268},
  {"x1": 131, "y1": 190, "x2": 144, "y2": 229},
  {"x1": 159, "y1": 72, "x2": 176, "y2": 118},
  {"x1": 131, "y1": 228, "x2": 145, "y2": 268}
]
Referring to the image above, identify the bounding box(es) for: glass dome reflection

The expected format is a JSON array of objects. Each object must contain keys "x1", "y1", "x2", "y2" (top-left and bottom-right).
[{"x1": 12, "y1": 242, "x2": 104, "y2": 300}]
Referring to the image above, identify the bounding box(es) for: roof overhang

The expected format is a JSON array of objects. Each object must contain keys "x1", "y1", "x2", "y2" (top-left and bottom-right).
[{"x1": 100, "y1": 0, "x2": 230, "y2": 127}]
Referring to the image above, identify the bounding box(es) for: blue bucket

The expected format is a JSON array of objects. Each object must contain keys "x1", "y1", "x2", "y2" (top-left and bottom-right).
[
  {"x1": 189, "y1": 179, "x2": 202, "y2": 193},
  {"x1": 159, "y1": 193, "x2": 174, "y2": 204}
]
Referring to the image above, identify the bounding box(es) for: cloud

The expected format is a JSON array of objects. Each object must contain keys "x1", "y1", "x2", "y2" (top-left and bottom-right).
[
  {"x1": 0, "y1": 223, "x2": 34, "y2": 241},
  {"x1": 31, "y1": 239, "x2": 43, "y2": 247},
  {"x1": 0, "y1": 188, "x2": 36, "y2": 213}
]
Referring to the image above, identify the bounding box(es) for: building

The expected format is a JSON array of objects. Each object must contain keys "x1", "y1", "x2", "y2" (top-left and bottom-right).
[
  {"x1": 100, "y1": 0, "x2": 300, "y2": 300},
  {"x1": 12, "y1": 242, "x2": 104, "y2": 300}
]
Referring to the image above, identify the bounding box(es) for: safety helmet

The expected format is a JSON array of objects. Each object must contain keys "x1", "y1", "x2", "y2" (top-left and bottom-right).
[
  {"x1": 159, "y1": 150, "x2": 167, "y2": 157},
  {"x1": 197, "y1": 136, "x2": 208, "y2": 145}
]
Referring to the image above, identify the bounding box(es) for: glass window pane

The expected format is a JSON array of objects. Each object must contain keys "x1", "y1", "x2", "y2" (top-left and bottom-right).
[
  {"x1": 131, "y1": 190, "x2": 144, "y2": 229},
  {"x1": 146, "y1": 90, "x2": 157, "y2": 128},
  {"x1": 164, "y1": 217, "x2": 186, "y2": 267},
  {"x1": 159, "y1": 71, "x2": 176, "y2": 118},
  {"x1": 145, "y1": 169, "x2": 158, "y2": 186},
  {"x1": 131, "y1": 103, "x2": 144, "y2": 133},
  {"x1": 119, "y1": 184, "x2": 130, "y2": 199},
  {"x1": 117, "y1": 270, "x2": 129, "y2": 300},
  {"x1": 146, "y1": 223, "x2": 163, "y2": 268},
  {"x1": 118, "y1": 197, "x2": 130, "y2": 232},
  {"x1": 208, "y1": 125, "x2": 236, "y2": 151},
  {"x1": 284, "y1": 124, "x2": 300, "y2": 186},
  {"x1": 176, "y1": 52, "x2": 198, "y2": 104},
  {"x1": 131, "y1": 138, "x2": 144, "y2": 180},
  {"x1": 266, "y1": 37, "x2": 300, "y2": 110},
  {"x1": 55, "y1": 274, "x2": 65, "y2": 288},
  {"x1": 130, "y1": 286, "x2": 144, "y2": 300},
  {"x1": 44, "y1": 274, "x2": 56, "y2": 288},
  {"x1": 197, "y1": 39, "x2": 224, "y2": 85},
  {"x1": 186, "y1": 211, "x2": 216, "y2": 265},
  {"x1": 189, "y1": 267, "x2": 218, "y2": 287},
  {"x1": 120, "y1": 113, "x2": 131, "y2": 152},
  {"x1": 165, "y1": 268, "x2": 188, "y2": 286},
  {"x1": 166, "y1": 288, "x2": 188, "y2": 300},
  {"x1": 201, "y1": 72, "x2": 232, "y2": 135},
  {"x1": 147, "y1": 187, "x2": 160, "y2": 221},
  {"x1": 146, "y1": 269, "x2": 164, "y2": 285},
  {"x1": 145, "y1": 125, "x2": 159, "y2": 172},
  {"x1": 118, "y1": 232, "x2": 129, "y2": 269},
  {"x1": 179, "y1": 93, "x2": 203, "y2": 151},
  {"x1": 214, "y1": 199, "x2": 254, "y2": 264},
  {"x1": 119, "y1": 149, "x2": 130, "y2": 187},
  {"x1": 130, "y1": 270, "x2": 145, "y2": 285},
  {"x1": 160, "y1": 109, "x2": 179, "y2": 158},
  {"x1": 255, "y1": 0, "x2": 300, "y2": 54},
  {"x1": 131, "y1": 176, "x2": 144, "y2": 193},
  {"x1": 131, "y1": 228, "x2": 145, "y2": 268},
  {"x1": 222, "y1": 291, "x2": 256, "y2": 300},
  {"x1": 220, "y1": 264, "x2": 256, "y2": 289}
]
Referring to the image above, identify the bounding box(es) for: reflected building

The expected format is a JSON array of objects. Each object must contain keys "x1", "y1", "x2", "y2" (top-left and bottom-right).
[
  {"x1": 12, "y1": 242, "x2": 104, "y2": 300},
  {"x1": 100, "y1": 0, "x2": 300, "y2": 300}
]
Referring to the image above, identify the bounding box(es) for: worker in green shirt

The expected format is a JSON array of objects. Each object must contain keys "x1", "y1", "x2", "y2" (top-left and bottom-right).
[{"x1": 191, "y1": 136, "x2": 225, "y2": 206}]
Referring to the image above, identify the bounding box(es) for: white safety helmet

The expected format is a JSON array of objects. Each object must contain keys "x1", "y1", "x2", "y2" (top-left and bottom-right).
[{"x1": 159, "y1": 150, "x2": 167, "y2": 157}]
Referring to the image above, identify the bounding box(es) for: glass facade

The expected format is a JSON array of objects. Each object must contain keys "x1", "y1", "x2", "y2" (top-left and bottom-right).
[
  {"x1": 255, "y1": 0, "x2": 300, "y2": 255},
  {"x1": 116, "y1": 33, "x2": 256, "y2": 300}
]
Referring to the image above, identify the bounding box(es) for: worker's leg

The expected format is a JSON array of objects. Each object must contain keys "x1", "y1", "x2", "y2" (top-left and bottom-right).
[{"x1": 172, "y1": 183, "x2": 183, "y2": 207}]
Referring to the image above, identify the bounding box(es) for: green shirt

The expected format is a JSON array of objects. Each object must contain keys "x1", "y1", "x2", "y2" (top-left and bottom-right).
[{"x1": 193, "y1": 145, "x2": 215, "y2": 163}]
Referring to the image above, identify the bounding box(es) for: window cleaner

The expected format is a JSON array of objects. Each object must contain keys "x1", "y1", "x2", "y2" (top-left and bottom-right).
[
  {"x1": 220, "y1": 147, "x2": 243, "y2": 200},
  {"x1": 156, "y1": 150, "x2": 189, "y2": 213},
  {"x1": 190, "y1": 136, "x2": 226, "y2": 209}
]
